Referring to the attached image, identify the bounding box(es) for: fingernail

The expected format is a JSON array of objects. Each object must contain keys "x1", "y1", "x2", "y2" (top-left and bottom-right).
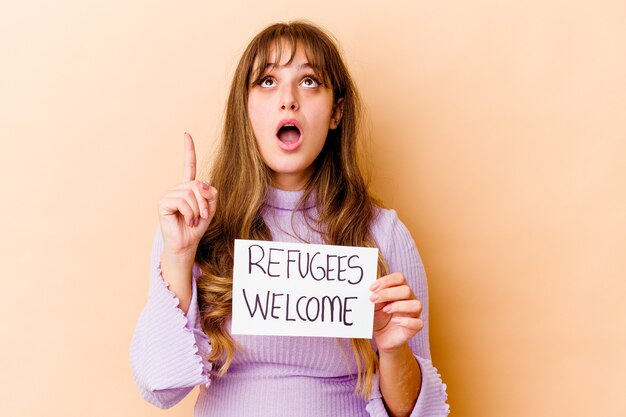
[
  {"x1": 370, "y1": 281, "x2": 379, "y2": 291},
  {"x1": 202, "y1": 208, "x2": 208, "y2": 219},
  {"x1": 202, "y1": 181, "x2": 209, "y2": 190},
  {"x1": 382, "y1": 305, "x2": 391, "y2": 313},
  {"x1": 369, "y1": 293, "x2": 379, "y2": 302}
]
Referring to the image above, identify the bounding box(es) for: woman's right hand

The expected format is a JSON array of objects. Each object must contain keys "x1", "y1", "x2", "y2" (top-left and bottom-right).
[{"x1": 157, "y1": 132, "x2": 218, "y2": 261}]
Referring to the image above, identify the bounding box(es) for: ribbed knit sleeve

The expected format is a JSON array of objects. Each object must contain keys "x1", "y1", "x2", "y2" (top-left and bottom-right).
[
  {"x1": 366, "y1": 209, "x2": 450, "y2": 417},
  {"x1": 129, "y1": 225, "x2": 212, "y2": 409}
]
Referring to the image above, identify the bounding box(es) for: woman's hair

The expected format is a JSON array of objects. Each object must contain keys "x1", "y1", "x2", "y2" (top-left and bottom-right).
[{"x1": 195, "y1": 20, "x2": 388, "y2": 398}]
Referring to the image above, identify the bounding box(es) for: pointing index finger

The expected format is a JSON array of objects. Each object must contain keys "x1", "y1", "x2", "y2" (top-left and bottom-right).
[{"x1": 182, "y1": 132, "x2": 196, "y2": 182}]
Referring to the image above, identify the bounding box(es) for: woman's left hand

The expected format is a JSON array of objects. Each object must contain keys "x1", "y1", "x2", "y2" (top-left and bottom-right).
[{"x1": 370, "y1": 272, "x2": 423, "y2": 353}]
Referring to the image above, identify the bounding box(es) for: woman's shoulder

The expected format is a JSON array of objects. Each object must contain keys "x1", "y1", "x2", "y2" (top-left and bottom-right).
[
  {"x1": 370, "y1": 205, "x2": 425, "y2": 272},
  {"x1": 371, "y1": 205, "x2": 399, "y2": 225},
  {"x1": 370, "y1": 206, "x2": 414, "y2": 251},
  {"x1": 371, "y1": 204, "x2": 410, "y2": 231}
]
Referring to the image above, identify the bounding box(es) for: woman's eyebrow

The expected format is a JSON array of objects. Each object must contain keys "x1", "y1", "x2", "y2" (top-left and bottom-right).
[
  {"x1": 263, "y1": 62, "x2": 318, "y2": 72},
  {"x1": 296, "y1": 63, "x2": 317, "y2": 71}
]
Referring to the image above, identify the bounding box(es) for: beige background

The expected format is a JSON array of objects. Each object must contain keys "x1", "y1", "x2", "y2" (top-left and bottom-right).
[{"x1": 1, "y1": 1, "x2": 624, "y2": 416}]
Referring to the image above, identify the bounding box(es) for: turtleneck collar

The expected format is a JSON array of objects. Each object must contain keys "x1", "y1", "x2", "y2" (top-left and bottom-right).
[{"x1": 264, "y1": 186, "x2": 317, "y2": 211}]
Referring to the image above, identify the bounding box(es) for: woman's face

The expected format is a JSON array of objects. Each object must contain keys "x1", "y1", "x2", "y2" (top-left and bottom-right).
[{"x1": 247, "y1": 41, "x2": 343, "y2": 190}]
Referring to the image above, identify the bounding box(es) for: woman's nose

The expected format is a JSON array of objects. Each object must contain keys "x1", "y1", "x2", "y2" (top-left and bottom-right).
[
  {"x1": 279, "y1": 85, "x2": 299, "y2": 111},
  {"x1": 281, "y1": 102, "x2": 298, "y2": 110}
]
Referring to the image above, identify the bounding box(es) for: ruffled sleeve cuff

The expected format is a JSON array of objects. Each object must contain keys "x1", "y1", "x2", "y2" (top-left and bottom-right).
[
  {"x1": 365, "y1": 354, "x2": 450, "y2": 417},
  {"x1": 130, "y1": 261, "x2": 212, "y2": 408},
  {"x1": 154, "y1": 261, "x2": 213, "y2": 388}
]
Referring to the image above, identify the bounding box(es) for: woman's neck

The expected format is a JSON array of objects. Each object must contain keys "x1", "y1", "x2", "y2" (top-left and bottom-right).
[{"x1": 270, "y1": 169, "x2": 313, "y2": 191}]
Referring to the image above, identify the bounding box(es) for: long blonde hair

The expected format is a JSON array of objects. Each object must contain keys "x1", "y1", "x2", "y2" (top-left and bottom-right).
[{"x1": 195, "y1": 20, "x2": 387, "y2": 398}]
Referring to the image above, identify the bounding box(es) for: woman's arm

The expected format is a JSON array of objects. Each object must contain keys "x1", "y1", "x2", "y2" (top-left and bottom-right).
[
  {"x1": 366, "y1": 209, "x2": 450, "y2": 417},
  {"x1": 379, "y1": 343, "x2": 422, "y2": 417}
]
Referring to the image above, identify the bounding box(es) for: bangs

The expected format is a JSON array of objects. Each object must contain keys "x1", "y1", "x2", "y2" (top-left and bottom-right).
[{"x1": 247, "y1": 23, "x2": 345, "y2": 98}]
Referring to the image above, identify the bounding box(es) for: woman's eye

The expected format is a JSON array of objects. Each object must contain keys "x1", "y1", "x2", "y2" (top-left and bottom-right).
[
  {"x1": 301, "y1": 77, "x2": 320, "y2": 88},
  {"x1": 259, "y1": 77, "x2": 276, "y2": 87}
]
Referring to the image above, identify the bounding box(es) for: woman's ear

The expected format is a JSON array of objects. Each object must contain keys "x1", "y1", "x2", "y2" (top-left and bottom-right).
[{"x1": 329, "y1": 98, "x2": 344, "y2": 130}]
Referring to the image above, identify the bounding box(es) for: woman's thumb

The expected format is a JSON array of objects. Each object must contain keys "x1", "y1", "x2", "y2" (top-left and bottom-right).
[{"x1": 204, "y1": 187, "x2": 218, "y2": 224}]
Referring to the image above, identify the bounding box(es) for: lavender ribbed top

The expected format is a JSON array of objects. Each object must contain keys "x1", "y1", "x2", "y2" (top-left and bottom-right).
[{"x1": 130, "y1": 187, "x2": 450, "y2": 416}]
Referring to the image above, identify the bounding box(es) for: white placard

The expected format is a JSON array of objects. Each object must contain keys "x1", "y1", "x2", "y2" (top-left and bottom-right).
[{"x1": 231, "y1": 239, "x2": 379, "y2": 338}]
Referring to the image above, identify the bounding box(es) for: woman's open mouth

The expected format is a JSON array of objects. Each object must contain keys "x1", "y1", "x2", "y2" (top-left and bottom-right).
[{"x1": 276, "y1": 118, "x2": 303, "y2": 151}]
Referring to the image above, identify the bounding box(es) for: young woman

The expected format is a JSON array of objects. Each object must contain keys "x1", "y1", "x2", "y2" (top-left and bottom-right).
[{"x1": 130, "y1": 21, "x2": 450, "y2": 417}]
